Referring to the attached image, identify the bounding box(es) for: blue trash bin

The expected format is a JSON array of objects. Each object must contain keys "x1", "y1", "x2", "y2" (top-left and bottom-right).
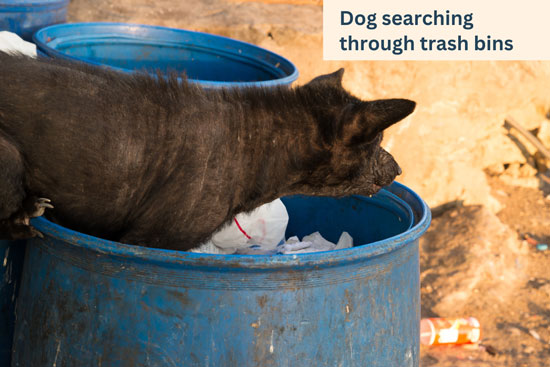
[
  {"x1": 11, "y1": 182, "x2": 430, "y2": 367},
  {"x1": 32, "y1": 22, "x2": 299, "y2": 88},
  {"x1": 0, "y1": 0, "x2": 68, "y2": 41}
]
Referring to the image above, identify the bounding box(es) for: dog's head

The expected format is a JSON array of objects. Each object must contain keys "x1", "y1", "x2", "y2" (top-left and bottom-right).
[{"x1": 289, "y1": 68, "x2": 415, "y2": 197}]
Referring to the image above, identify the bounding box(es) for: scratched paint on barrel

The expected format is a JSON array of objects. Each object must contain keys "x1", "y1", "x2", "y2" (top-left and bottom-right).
[
  {"x1": 12, "y1": 182, "x2": 430, "y2": 367},
  {"x1": 0, "y1": 240, "x2": 25, "y2": 366}
]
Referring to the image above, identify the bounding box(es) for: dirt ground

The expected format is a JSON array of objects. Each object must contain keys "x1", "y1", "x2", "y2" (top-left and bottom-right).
[
  {"x1": 419, "y1": 174, "x2": 550, "y2": 366},
  {"x1": 64, "y1": 1, "x2": 550, "y2": 365}
]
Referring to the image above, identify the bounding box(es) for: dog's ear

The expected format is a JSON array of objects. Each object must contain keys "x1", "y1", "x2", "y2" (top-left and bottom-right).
[
  {"x1": 306, "y1": 68, "x2": 345, "y2": 88},
  {"x1": 339, "y1": 99, "x2": 416, "y2": 146}
]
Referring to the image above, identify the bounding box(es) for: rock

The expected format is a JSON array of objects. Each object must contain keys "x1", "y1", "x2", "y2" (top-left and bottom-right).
[
  {"x1": 486, "y1": 163, "x2": 505, "y2": 176},
  {"x1": 537, "y1": 120, "x2": 550, "y2": 149},
  {"x1": 498, "y1": 163, "x2": 540, "y2": 188},
  {"x1": 539, "y1": 284, "x2": 550, "y2": 297}
]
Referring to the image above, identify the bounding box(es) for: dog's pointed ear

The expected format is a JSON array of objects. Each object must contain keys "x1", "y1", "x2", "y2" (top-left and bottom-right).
[
  {"x1": 339, "y1": 99, "x2": 416, "y2": 146},
  {"x1": 306, "y1": 68, "x2": 345, "y2": 88}
]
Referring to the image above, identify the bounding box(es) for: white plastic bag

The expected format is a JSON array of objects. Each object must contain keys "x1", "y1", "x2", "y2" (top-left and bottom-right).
[
  {"x1": 235, "y1": 231, "x2": 353, "y2": 255},
  {"x1": 277, "y1": 231, "x2": 353, "y2": 254},
  {"x1": 192, "y1": 199, "x2": 289, "y2": 254},
  {"x1": 0, "y1": 31, "x2": 36, "y2": 57}
]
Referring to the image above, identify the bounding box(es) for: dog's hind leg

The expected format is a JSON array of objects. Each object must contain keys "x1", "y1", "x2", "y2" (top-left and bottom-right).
[{"x1": 0, "y1": 135, "x2": 52, "y2": 239}]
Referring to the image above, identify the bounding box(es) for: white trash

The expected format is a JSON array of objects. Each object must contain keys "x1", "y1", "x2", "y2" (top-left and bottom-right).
[
  {"x1": 192, "y1": 199, "x2": 289, "y2": 254},
  {"x1": 193, "y1": 199, "x2": 354, "y2": 255},
  {"x1": 236, "y1": 231, "x2": 353, "y2": 255},
  {"x1": 0, "y1": 31, "x2": 36, "y2": 57}
]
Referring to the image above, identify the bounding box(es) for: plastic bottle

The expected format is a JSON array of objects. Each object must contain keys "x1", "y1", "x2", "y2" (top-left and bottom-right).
[{"x1": 420, "y1": 317, "x2": 481, "y2": 346}]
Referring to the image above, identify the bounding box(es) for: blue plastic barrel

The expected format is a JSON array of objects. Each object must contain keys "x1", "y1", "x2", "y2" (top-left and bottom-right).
[
  {"x1": 3, "y1": 23, "x2": 298, "y2": 364},
  {"x1": 11, "y1": 182, "x2": 430, "y2": 367},
  {"x1": 33, "y1": 22, "x2": 299, "y2": 88},
  {"x1": 0, "y1": 0, "x2": 68, "y2": 41},
  {"x1": 0, "y1": 240, "x2": 25, "y2": 365}
]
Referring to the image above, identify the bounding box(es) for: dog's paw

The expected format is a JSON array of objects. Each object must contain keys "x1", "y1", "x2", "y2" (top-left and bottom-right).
[
  {"x1": 13, "y1": 197, "x2": 53, "y2": 226},
  {"x1": 30, "y1": 197, "x2": 54, "y2": 218},
  {"x1": 0, "y1": 197, "x2": 51, "y2": 240},
  {"x1": 20, "y1": 196, "x2": 54, "y2": 221}
]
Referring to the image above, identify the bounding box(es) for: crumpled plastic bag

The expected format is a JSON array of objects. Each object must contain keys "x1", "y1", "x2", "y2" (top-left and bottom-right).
[
  {"x1": 278, "y1": 231, "x2": 353, "y2": 254},
  {"x1": 192, "y1": 199, "x2": 354, "y2": 255},
  {"x1": 235, "y1": 231, "x2": 353, "y2": 255},
  {"x1": 0, "y1": 31, "x2": 36, "y2": 57},
  {"x1": 191, "y1": 198, "x2": 289, "y2": 254}
]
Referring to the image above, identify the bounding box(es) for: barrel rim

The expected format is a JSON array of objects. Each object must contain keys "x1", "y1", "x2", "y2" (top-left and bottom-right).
[
  {"x1": 30, "y1": 182, "x2": 431, "y2": 269},
  {"x1": 32, "y1": 21, "x2": 300, "y2": 88},
  {"x1": 0, "y1": 0, "x2": 68, "y2": 11}
]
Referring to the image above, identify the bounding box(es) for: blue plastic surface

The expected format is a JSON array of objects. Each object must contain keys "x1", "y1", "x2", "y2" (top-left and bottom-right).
[
  {"x1": 0, "y1": 0, "x2": 68, "y2": 41},
  {"x1": 11, "y1": 182, "x2": 430, "y2": 367},
  {"x1": 0, "y1": 240, "x2": 25, "y2": 365},
  {"x1": 33, "y1": 22, "x2": 299, "y2": 88}
]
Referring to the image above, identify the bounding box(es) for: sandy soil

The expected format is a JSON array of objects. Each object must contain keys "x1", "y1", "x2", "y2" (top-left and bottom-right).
[{"x1": 420, "y1": 175, "x2": 550, "y2": 366}]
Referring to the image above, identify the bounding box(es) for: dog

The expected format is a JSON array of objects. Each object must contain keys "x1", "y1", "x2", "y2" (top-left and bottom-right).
[{"x1": 0, "y1": 52, "x2": 415, "y2": 250}]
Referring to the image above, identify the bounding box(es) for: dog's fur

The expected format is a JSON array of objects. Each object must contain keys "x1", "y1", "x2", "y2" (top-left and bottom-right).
[{"x1": 0, "y1": 52, "x2": 415, "y2": 250}]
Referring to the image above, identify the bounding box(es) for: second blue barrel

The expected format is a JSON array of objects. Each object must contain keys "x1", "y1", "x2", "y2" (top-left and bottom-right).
[
  {"x1": 33, "y1": 22, "x2": 299, "y2": 88},
  {"x1": 12, "y1": 182, "x2": 430, "y2": 366}
]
